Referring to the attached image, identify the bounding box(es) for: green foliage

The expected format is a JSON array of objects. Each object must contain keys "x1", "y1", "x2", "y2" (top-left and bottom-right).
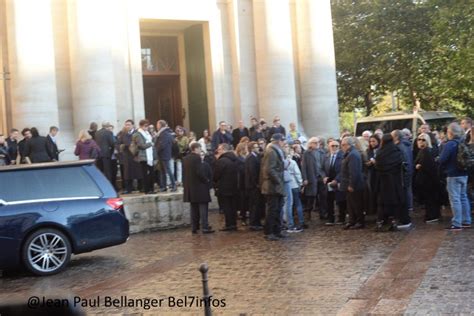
[{"x1": 332, "y1": 0, "x2": 474, "y2": 117}]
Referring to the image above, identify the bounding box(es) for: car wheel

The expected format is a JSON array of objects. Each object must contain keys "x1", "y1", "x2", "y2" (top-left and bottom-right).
[{"x1": 22, "y1": 228, "x2": 72, "y2": 276}]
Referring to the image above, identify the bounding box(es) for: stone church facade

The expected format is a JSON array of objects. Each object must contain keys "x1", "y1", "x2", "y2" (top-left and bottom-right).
[{"x1": 0, "y1": 0, "x2": 338, "y2": 159}]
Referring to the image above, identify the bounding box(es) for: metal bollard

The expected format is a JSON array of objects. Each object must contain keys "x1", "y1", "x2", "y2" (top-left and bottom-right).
[{"x1": 199, "y1": 263, "x2": 212, "y2": 316}]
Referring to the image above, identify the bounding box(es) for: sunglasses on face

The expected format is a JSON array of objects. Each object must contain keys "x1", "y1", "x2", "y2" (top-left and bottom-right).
[
  {"x1": 417, "y1": 138, "x2": 426, "y2": 142},
  {"x1": 331, "y1": 145, "x2": 339, "y2": 148}
]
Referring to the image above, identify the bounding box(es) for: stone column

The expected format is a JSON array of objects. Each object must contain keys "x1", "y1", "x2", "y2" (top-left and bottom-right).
[
  {"x1": 68, "y1": 0, "x2": 117, "y2": 133},
  {"x1": 228, "y1": 0, "x2": 259, "y2": 121},
  {"x1": 6, "y1": 0, "x2": 59, "y2": 134},
  {"x1": 296, "y1": 0, "x2": 339, "y2": 138},
  {"x1": 252, "y1": 0, "x2": 298, "y2": 129}
]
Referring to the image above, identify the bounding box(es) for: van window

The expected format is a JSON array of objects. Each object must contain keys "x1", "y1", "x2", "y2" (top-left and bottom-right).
[
  {"x1": 0, "y1": 167, "x2": 102, "y2": 203},
  {"x1": 425, "y1": 118, "x2": 456, "y2": 132},
  {"x1": 356, "y1": 119, "x2": 413, "y2": 136}
]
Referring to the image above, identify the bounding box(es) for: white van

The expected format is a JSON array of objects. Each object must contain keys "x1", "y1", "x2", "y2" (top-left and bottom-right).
[{"x1": 355, "y1": 110, "x2": 456, "y2": 136}]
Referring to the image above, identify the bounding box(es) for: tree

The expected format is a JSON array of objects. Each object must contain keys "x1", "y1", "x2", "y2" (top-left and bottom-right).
[{"x1": 332, "y1": 0, "x2": 474, "y2": 117}]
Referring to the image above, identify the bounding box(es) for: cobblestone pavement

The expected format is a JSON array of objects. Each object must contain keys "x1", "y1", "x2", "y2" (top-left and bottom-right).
[{"x1": 1, "y1": 209, "x2": 473, "y2": 315}]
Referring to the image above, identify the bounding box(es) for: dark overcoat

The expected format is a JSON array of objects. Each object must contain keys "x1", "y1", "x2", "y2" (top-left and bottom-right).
[
  {"x1": 245, "y1": 152, "x2": 260, "y2": 190},
  {"x1": 25, "y1": 136, "x2": 53, "y2": 163},
  {"x1": 213, "y1": 151, "x2": 239, "y2": 196},
  {"x1": 301, "y1": 150, "x2": 319, "y2": 196},
  {"x1": 183, "y1": 153, "x2": 212, "y2": 203},
  {"x1": 339, "y1": 147, "x2": 365, "y2": 192},
  {"x1": 375, "y1": 142, "x2": 405, "y2": 206},
  {"x1": 94, "y1": 128, "x2": 115, "y2": 158}
]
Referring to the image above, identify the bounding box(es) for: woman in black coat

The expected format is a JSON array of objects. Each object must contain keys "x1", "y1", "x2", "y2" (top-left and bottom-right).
[
  {"x1": 414, "y1": 133, "x2": 441, "y2": 222},
  {"x1": 24, "y1": 127, "x2": 53, "y2": 163},
  {"x1": 365, "y1": 135, "x2": 381, "y2": 215},
  {"x1": 374, "y1": 134, "x2": 404, "y2": 231}
]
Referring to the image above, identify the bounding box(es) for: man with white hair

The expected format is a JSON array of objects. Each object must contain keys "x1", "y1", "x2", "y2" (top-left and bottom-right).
[
  {"x1": 401, "y1": 128, "x2": 412, "y2": 142},
  {"x1": 362, "y1": 130, "x2": 372, "y2": 142},
  {"x1": 302, "y1": 137, "x2": 326, "y2": 221},
  {"x1": 439, "y1": 122, "x2": 471, "y2": 230}
]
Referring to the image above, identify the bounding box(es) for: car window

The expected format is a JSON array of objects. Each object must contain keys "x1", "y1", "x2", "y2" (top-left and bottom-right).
[{"x1": 0, "y1": 166, "x2": 102, "y2": 203}]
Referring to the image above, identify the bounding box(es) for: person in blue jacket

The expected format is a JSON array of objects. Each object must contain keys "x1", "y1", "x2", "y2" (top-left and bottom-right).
[{"x1": 439, "y1": 122, "x2": 471, "y2": 230}]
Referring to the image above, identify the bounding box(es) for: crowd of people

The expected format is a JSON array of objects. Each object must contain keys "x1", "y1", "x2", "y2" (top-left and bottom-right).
[{"x1": 1, "y1": 115, "x2": 473, "y2": 240}]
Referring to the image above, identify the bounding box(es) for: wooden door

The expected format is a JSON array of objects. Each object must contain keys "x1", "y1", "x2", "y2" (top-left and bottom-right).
[{"x1": 143, "y1": 75, "x2": 182, "y2": 128}]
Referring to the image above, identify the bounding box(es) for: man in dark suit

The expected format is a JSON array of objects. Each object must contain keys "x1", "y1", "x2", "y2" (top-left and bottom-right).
[
  {"x1": 211, "y1": 121, "x2": 233, "y2": 151},
  {"x1": 24, "y1": 127, "x2": 54, "y2": 163},
  {"x1": 183, "y1": 142, "x2": 214, "y2": 234},
  {"x1": 232, "y1": 120, "x2": 249, "y2": 148},
  {"x1": 46, "y1": 126, "x2": 60, "y2": 161},
  {"x1": 323, "y1": 140, "x2": 345, "y2": 225},
  {"x1": 267, "y1": 117, "x2": 286, "y2": 142},
  {"x1": 340, "y1": 137, "x2": 366, "y2": 229},
  {"x1": 245, "y1": 141, "x2": 263, "y2": 230},
  {"x1": 213, "y1": 143, "x2": 239, "y2": 231},
  {"x1": 17, "y1": 128, "x2": 32, "y2": 164},
  {"x1": 94, "y1": 121, "x2": 116, "y2": 183}
]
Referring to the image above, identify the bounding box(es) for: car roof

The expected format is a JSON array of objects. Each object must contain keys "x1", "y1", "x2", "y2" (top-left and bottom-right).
[{"x1": 0, "y1": 160, "x2": 97, "y2": 172}]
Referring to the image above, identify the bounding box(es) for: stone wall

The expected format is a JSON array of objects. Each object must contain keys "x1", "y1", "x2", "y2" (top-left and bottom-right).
[{"x1": 123, "y1": 190, "x2": 219, "y2": 234}]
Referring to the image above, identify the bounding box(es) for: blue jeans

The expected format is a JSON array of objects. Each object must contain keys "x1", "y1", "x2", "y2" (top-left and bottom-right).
[
  {"x1": 446, "y1": 176, "x2": 471, "y2": 227},
  {"x1": 159, "y1": 160, "x2": 176, "y2": 190},
  {"x1": 284, "y1": 184, "x2": 304, "y2": 229}
]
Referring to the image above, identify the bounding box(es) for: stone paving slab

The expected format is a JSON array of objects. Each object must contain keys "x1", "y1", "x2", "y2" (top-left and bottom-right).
[
  {"x1": 405, "y1": 229, "x2": 474, "y2": 315},
  {"x1": 1, "y1": 209, "x2": 474, "y2": 315}
]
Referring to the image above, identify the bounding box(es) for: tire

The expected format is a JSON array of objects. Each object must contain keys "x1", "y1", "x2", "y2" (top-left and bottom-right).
[{"x1": 22, "y1": 228, "x2": 72, "y2": 276}]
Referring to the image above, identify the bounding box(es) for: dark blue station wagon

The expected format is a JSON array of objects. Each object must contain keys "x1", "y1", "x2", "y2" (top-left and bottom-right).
[{"x1": 0, "y1": 160, "x2": 129, "y2": 276}]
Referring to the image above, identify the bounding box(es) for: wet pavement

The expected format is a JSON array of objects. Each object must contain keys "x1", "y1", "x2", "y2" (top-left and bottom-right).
[{"x1": 1, "y1": 209, "x2": 474, "y2": 315}]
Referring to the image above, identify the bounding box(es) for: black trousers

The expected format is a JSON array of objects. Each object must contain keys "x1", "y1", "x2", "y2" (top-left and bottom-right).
[
  {"x1": 395, "y1": 187, "x2": 411, "y2": 225},
  {"x1": 377, "y1": 204, "x2": 395, "y2": 223},
  {"x1": 190, "y1": 203, "x2": 210, "y2": 232},
  {"x1": 264, "y1": 195, "x2": 284, "y2": 236},
  {"x1": 119, "y1": 164, "x2": 125, "y2": 190},
  {"x1": 111, "y1": 159, "x2": 118, "y2": 190},
  {"x1": 97, "y1": 157, "x2": 112, "y2": 183},
  {"x1": 327, "y1": 191, "x2": 336, "y2": 222},
  {"x1": 220, "y1": 195, "x2": 238, "y2": 228},
  {"x1": 317, "y1": 178, "x2": 328, "y2": 216},
  {"x1": 238, "y1": 190, "x2": 248, "y2": 220},
  {"x1": 140, "y1": 162, "x2": 155, "y2": 193},
  {"x1": 347, "y1": 191, "x2": 365, "y2": 225},
  {"x1": 248, "y1": 188, "x2": 263, "y2": 227},
  {"x1": 419, "y1": 188, "x2": 441, "y2": 221},
  {"x1": 338, "y1": 200, "x2": 347, "y2": 223},
  {"x1": 304, "y1": 196, "x2": 316, "y2": 221}
]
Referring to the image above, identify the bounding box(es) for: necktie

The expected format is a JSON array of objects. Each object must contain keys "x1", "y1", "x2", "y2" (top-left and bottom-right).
[{"x1": 330, "y1": 154, "x2": 335, "y2": 168}]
